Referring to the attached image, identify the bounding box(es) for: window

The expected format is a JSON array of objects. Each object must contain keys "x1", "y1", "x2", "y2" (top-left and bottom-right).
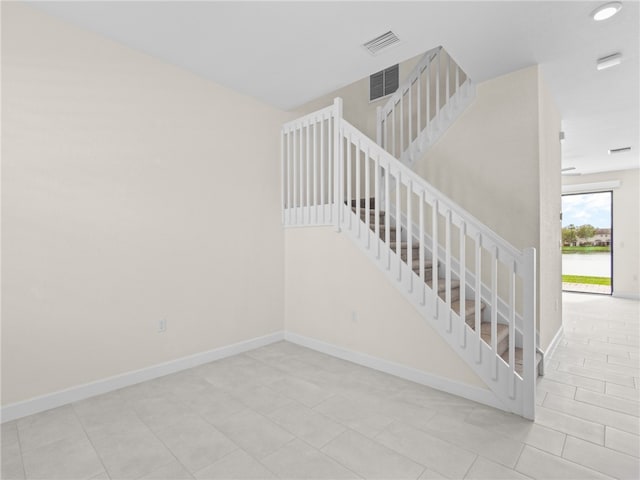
[{"x1": 369, "y1": 64, "x2": 399, "y2": 101}]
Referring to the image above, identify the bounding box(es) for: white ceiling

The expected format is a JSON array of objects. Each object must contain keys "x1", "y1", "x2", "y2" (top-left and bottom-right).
[{"x1": 29, "y1": 1, "x2": 639, "y2": 174}]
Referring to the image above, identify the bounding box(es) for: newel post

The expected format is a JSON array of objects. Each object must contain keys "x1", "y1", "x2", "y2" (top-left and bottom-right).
[
  {"x1": 522, "y1": 247, "x2": 537, "y2": 420},
  {"x1": 333, "y1": 97, "x2": 343, "y2": 232}
]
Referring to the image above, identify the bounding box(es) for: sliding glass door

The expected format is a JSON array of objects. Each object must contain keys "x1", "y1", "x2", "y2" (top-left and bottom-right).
[{"x1": 562, "y1": 191, "x2": 613, "y2": 295}]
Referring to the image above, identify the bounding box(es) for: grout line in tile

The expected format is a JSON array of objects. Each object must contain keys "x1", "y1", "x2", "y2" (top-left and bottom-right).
[
  {"x1": 293, "y1": 431, "x2": 364, "y2": 479},
  {"x1": 70, "y1": 403, "x2": 114, "y2": 480},
  {"x1": 461, "y1": 454, "x2": 479, "y2": 479},
  {"x1": 516, "y1": 443, "x2": 610, "y2": 480},
  {"x1": 124, "y1": 402, "x2": 195, "y2": 478},
  {"x1": 189, "y1": 446, "x2": 243, "y2": 479},
  {"x1": 10, "y1": 424, "x2": 27, "y2": 480}
]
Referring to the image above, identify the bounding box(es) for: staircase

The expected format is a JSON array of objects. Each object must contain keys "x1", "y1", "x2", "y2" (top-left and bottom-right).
[
  {"x1": 377, "y1": 46, "x2": 476, "y2": 166},
  {"x1": 351, "y1": 198, "x2": 541, "y2": 378},
  {"x1": 280, "y1": 47, "x2": 540, "y2": 419}
]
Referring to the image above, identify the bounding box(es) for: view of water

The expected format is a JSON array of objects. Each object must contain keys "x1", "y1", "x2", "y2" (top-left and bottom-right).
[{"x1": 562, "y1": 253, "x2": 611, "y2": 277}]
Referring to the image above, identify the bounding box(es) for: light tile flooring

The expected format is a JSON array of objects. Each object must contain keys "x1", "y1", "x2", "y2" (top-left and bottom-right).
[{"x1": 2, "y1": 293, "x2": 639, "y2": 479}]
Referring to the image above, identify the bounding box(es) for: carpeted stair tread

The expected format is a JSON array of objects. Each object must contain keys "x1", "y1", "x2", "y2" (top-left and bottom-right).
[
  {"x1": 411, "y1": 258, "x2": 433, "y2": 270},
  {"x1": 453, "y1": 299, "x2": 484, "y2": 319},
  {"x1": 425, "y1": 278, "x2": 460, "y2": 291},
  {"x1": 464, "y1": 320, "x2": 509, "y2": 356},
  {"x1": 389, "y1": 241, "x2": 421, "y2": 251},
  {"x1": 501, "y1": 348, "x2": 543, "y2": 375}
]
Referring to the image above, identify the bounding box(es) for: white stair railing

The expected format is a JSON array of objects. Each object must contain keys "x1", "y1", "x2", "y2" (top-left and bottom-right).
[
  {"x1": 281, "y1": 98, "x2": 537, "y2": 419},
  {"x1": 281, "y1": 103, "x2": 340, "y2": 226},
  {"x1": 376, "y1": 46, "x2": 475, "y2": 165}
]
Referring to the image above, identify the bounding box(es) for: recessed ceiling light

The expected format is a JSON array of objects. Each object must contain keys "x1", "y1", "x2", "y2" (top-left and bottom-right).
[
  {"x1": 597, "y1": 53, "x2": 622, "y2": 70},
  {"x1": 591, "y1": 2, "x2": 622, "y2": 21}
]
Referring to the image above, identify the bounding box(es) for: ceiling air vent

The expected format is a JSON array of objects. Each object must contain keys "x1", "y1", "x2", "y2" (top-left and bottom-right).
[
  {"x1": 609, "y1": 146, "x2": 631, "y2": 154},
  {"x1": 362, "y1": 31, "x2": 401, "y2": 55}
]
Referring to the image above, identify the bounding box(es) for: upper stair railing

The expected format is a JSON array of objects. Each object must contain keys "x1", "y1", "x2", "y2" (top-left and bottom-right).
[
  {"x1": 281, "y1": 98, "x2": 537, "y2": 419},
  {"x1": 377, "y1": 46, "x2": 475, "y2": 165}
]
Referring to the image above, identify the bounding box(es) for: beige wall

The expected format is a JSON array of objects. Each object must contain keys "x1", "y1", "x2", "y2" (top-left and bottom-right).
[
  {"x1": 415, "y1": 66, "x2": 541, "y2": 251},
  {"x1": 562, "y1": 169, "x2": 640, "y2": 299},
  {"x1": 294, "y1": 54, "x2": 422, "y2": 140},
  {"x1": 538, "y1": 70, "x2": 563, "y2": 350},
  {"x1": 1, "y1": 4, "x2": 287, "y2": 405},
  {"x1": 413, "y1": 66, "x2": 562, "y2": 350},
  {"x1": 284, "y1": 226, "x2": 487, "y2": 390}
]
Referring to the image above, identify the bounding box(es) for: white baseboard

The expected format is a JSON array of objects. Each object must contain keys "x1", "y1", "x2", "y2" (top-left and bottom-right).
[
  {"x1": 542, "y1": 325, "x2": 564, "y2": 374},
  {"x1": 284, "y1": 331, "x2": 505, "y2": 411},
  {"x1": 1, "y1": 331, "x2": 284, "y2": 423}
]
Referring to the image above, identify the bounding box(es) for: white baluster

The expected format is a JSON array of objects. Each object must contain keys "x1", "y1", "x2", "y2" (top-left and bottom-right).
[
  {"x1": 385, "y1": 165, "x2": 391, "y2": 269},
  {"x1": 329, "y1": 116, "x2": 333, "y2": 224},
  {"x1": 475, "y1": 232, "x2": 482, "y2": 362},
  {"x1": 436, "y1": 51, "x2": 441, "y2": 127},
  {"x1": 356, "y1": 139, "x2": 361, "y2": 237},
  {"x1": 407, "y1": 180, "x2": 413, "y2": 292},
  {"x1": 306, "y1": 121, "x2": 311, "y2": 223},
  {"x1": 432, "y1": 200, "x2": 439, "y2": 318},
  {"x1": 299, "y1": 125, "x2": 303, "y2": 224},
  {"x1": 509, "y1": 259, "x2": 516, "y2": 398},
  {"x1": 293, "y1": 127, "x2": 299, "y2": 224},
  {"x1": 365, "y1": 145, "x2": 371, "y2": 248},
  {"x1": 313, "y1": 120, "x2": 318, "y2": 223},
  {"x1": 281, "y1": 130, "x2": 285, "y2": 224},
  {"x1": 287, "y1": 129, "x2": 292, "y2": 225},
  {"x1": 400, "y1": 94, "x2": 404, "y2": 156},
  {"x1": 396, "y1": 170, "x2": 402, "y2": 281},
  {"x1": 409, "y1": 82, "x2": 413, "y2": 150},
  {"x1": 419, "y1": 191, "x2": 425, "y2": 305},
  {"x1": 491, "y1": 245, "x2": 498, "y2": 380},
  {"x1": 347, "y1": 134, "x2": 352, "y2": 229},
  {"x1": 426, "y1": 62, "x2": 431, "y2": 137},
  {"x1": 320, "y1": 116, "x2": 325, "y2": 223},
  {"x1": 392, "y1": 106, "x2": 396, "y2": 158},
  {"x1": 459, "y1": 221, "x2": 467, "y2": 347},
  {"x1": 446, "y1": 209, "x2": 452, "y2": 332},
  {"x1": 374, "y1": 153, "x2": 380, "y2": 258},
  {"x1": 417, "y1": 70, "x2": 422, "y2": 135}
]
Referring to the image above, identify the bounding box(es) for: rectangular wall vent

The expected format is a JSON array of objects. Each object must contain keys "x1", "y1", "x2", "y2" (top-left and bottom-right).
[
  {"x1": 362, "y1": 31, "x2": 401, "y2": 55},
  {"x1": 609, "y1": 146, "x2": 631, "y2": 154},
  {"x1": 370, "y1": 64, "x2": 399, "y2": 101}
]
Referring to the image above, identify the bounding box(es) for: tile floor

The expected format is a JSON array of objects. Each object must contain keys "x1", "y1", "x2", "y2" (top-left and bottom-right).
[{"x1": 1, "y1": 293, "x2": 638, "y2": 479}]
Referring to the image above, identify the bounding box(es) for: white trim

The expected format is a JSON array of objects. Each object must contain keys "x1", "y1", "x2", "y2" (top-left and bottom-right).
[
  {"x1": 542, "y1": 325, "x2": 564, "y2": 374},
  {"x1": 613, "y1": 292, "x2": 640, "y2": 300},
  {"x1": 562, "y1": 180, "x2": 621, "y2": 194},
  {"x1": 284, "y1": 331, "x2": 506, "y2": 411},
  {"x1": 1, "y1": 331, "x2": 284, "y2": 423}
]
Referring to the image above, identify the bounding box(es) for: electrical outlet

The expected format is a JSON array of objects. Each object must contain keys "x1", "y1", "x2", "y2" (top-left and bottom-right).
[
  {"x1": 158, "y1": 318, "x2": 167, "y2": 333},
  {"x1": 351, "y1": 311, "x2": 358, "y2": 323}
]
